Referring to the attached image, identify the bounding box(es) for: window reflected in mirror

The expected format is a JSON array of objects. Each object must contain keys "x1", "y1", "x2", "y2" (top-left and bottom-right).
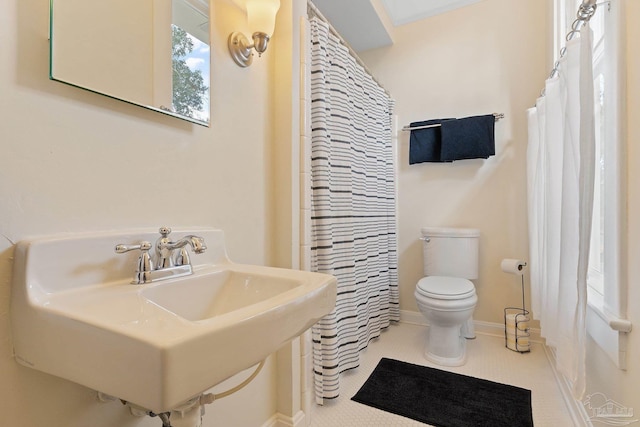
[{"x1": 50, "y1": 0, "x2": 210, "y2": 126}]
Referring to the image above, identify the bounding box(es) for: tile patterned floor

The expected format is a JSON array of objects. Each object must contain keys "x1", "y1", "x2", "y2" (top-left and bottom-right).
[{"x1": 309, "y1": 322, "x2": 574, "y2": 427}]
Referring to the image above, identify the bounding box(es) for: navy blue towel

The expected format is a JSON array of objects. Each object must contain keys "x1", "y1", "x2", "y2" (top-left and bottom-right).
[
  {"x1": 409, "y1": 118, "x2": 454, "y2": 164},
  {"x1": 440, "y1": 115, "x2": 495, "y2": 161}
]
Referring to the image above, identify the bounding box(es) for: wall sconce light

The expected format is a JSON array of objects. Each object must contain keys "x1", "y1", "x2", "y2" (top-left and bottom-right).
[{"x1": 228, "y1": 0, "x2": 281, "y2": 67}]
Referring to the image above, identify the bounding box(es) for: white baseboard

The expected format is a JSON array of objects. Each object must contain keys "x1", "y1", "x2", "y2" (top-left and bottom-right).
[
  {"x1": 542, "y1": 346, "x2": 593, "y2": 427},
  {"x1": 399, "y1": 310, "x2": 542, "y2": 343},
  {"x1": 398, "y1": 309, "x2": 426, "y2": 326},
  {"x1": 261, "y1": 411, "x2": 306, "y2": 427}
]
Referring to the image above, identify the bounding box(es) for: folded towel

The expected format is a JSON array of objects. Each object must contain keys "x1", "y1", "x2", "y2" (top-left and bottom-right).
[
  {"x1": 409, "y1": 118, "x2": 454, "y2": 164},
  {"x1": 440, "y1": 115, "x2": 495, "y2": 161}
]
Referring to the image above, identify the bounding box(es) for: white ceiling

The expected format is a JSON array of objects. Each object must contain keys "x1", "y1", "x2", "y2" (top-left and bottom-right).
[
  {"x1": 380, "y1": 0, "x2": 484, "y2": 26},
  {"x1": 311, "y1": 0, "x2": 485, "y2": 52},
  {"x1": 311, "y1": 0, "x2": 393, "y2": 52}
]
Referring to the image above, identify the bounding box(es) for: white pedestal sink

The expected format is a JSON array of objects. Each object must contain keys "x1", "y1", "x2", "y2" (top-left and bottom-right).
[{"x1": 11, "y1": 228, "x2": 336, "y2": 413}]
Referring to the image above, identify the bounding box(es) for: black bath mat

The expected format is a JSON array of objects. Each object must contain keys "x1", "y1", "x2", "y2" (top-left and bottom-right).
[{"x1": 351, "y1": 358, "x2": 534, "y2": 427}]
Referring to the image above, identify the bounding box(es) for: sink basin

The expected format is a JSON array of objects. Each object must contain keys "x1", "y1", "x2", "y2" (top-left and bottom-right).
[
  {"x1": 11, "y1": 229, "x2": 336, "y2": 413},
  {"x1": 142, "y1": 270, "x2": 302, "y2": 321}
]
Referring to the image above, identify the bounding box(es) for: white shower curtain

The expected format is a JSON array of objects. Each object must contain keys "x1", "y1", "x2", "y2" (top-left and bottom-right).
[
  {"x1": 308, "y1": 17, "x2": 398, "y2": 403},
  {"x1": 527, "y1": 24, "x2": 595, "y2": 399}
]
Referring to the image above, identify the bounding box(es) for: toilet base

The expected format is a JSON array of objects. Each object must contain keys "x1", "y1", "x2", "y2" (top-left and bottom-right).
[
  {"x1": 424, "y1": 324, "x2": 470, "y2": 367},
  {"x1": 461, "y1": 317, "x2": 476, "y2": 339},
  {"x1": 424, "y1": 336, "x2": 467, "y2": 366}
]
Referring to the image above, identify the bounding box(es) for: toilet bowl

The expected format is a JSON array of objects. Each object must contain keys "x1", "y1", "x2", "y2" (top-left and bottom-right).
[
  {"x1": 415, "y1": 276, "x2": 477, "y2": 366},
  {"x1": 415, "y1": 227, "x2": 480, "y2": 366}
]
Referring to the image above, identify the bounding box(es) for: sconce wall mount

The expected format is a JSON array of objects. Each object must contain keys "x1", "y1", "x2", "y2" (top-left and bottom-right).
[{"x1": 228, "y1": 32, "x2": 270, "y2": 68}]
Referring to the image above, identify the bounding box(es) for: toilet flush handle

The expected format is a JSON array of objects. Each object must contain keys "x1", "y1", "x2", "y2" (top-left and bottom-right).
[{"x1": 419, "y1": 237, "x2": 431, "y2": 242}]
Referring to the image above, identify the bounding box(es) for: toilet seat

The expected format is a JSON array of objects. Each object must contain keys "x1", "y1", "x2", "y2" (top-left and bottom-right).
[{"x1": 416, "y1": 276, "x2": 475, "y2": 300}]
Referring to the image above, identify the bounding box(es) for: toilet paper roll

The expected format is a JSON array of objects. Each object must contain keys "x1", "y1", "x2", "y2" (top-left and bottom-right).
[
  {"x1": 505, "y1": 314, "x2": 530, "y2": 332},
  {"x1": 501, "y1": 258, "x2": 527, "y2": 275},
  {"x1": 506, "y1": 327, "x2": 529, "y2": 338},
  {"x1": 507, "y1": 336, "x2": 530, "y2": 351}
]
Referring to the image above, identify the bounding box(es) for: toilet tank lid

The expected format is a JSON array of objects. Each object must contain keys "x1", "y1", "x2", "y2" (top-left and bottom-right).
[{"x1": 421, "y1": 227, "x2": 480, "y2": 238}]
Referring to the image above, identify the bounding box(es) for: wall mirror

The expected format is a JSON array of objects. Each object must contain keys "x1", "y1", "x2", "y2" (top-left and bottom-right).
[{"x1": 49, "y1": 0, "x2": 211, "y2": 126}]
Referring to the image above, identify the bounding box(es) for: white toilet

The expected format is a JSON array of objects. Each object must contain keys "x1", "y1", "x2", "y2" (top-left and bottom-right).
[{"x1": 414, "y1": 227, "x2": 480, "y2": 366}]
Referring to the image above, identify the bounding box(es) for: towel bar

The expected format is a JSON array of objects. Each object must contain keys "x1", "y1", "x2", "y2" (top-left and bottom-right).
[{"x1": 402, "y1": 113, "x2": 504, "y2": 131}]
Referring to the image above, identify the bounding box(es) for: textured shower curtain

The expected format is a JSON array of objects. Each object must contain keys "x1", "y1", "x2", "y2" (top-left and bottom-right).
[
  {"x1": 526, "y1": 25, "x2": 595, "y2": 398},
  {"x1": 309, "y1": 17, "x2": 398, "y2": 403}
]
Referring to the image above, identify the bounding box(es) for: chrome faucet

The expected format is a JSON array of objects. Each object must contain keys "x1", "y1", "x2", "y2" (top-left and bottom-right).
[
  {"x1": 154, "y1": 226, "x2": 206, "y2": 269},
  {"x1": 115, "y1": 227, "x2": 207, "y2": 284}
]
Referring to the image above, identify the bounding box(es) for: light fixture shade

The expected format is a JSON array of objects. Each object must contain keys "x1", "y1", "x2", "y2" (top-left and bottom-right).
[
  {"x1": 228, "y1": 0, "x2": 281, "y2": 67},
  {"x1": 246, "y1": 0, "x2": 280, "y2": 37}
]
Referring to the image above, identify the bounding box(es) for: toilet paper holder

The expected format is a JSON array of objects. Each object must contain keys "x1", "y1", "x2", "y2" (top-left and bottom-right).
[
  {"x1": 504, "y1": 307, "x2": 531, "y2": 353},
  {"x1": 501, "y1": 258, "x2": 531, "y2": 353}
]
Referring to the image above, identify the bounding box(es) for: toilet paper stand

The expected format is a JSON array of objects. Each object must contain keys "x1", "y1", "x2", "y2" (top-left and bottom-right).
[
  {"x1": 504, "y1": 307, "x2": 531, "y2": 353},
  {"x1": 502, "y1": 262, "x2": 531, "y2": 353},
  {"x1": 503, "y1": 270, "x2": 531, "y2": 353}
]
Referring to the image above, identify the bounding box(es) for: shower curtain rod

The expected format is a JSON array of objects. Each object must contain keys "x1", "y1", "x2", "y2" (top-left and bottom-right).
[
  {"x1": 543, "y1": 0, "x2": 602, "y2": 87},
  {"x1": 307, "y1": 1, "x2": 392, "y2": 98}
]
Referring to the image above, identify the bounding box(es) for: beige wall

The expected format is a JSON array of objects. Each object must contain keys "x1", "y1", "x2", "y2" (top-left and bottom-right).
[
  {"x1": 360, "y1": 0, "x2": 548, "y2": 324},
  {"x1": 0, "y1": 0, "x2": 286, "y2": 425}
]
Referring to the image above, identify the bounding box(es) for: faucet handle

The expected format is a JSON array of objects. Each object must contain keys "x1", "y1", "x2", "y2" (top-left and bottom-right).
[
  {"x1": 115, "y1": 241, "x2": 152, "y2": 254},
  {"x1": 115, "y1": 241, "x2": 153, "y2": 284}
]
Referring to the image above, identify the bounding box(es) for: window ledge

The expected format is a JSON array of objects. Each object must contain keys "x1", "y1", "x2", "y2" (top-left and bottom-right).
[
  {"x1": 586, "y1": 295, "x2": 632, "y2": 370},
  {"x1": 587, "y1": 293, "x2": 632, "y2": 333}
]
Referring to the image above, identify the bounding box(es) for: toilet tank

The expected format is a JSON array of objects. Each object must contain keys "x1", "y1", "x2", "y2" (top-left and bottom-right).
[{"x1": 421, "y1": 227, "x2": 480, "y2": 279}]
